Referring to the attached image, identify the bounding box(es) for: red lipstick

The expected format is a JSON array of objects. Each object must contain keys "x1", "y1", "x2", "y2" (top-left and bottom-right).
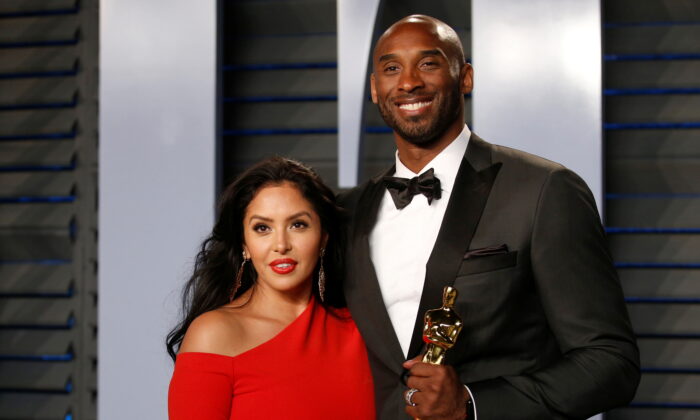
[{"x1": 269, "y1": 258, "x2": 297, "y2": 274}]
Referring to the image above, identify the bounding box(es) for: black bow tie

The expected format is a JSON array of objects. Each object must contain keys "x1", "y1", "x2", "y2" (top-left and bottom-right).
[{"x1": 383, "y1": 168, "x2": 442, "y2": 210}]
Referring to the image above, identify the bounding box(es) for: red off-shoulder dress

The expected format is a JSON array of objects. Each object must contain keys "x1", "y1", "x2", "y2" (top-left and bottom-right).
[{"x1": 168, "y1": 296, "x2": 375, "y2": 419}]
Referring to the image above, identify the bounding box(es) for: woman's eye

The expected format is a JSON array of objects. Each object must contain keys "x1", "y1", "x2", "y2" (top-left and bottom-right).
[
  {"x1": 291, "y1": 221, "x2": 308, "y2": 229},
  {"x1": 253, "y1": 224, "x2": 269, "y2": 233}
]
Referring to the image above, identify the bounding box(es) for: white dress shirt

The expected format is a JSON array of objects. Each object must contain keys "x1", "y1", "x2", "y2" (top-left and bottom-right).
[{"x1": 369, "y1": 125, "x2": 471, "y2": 357}]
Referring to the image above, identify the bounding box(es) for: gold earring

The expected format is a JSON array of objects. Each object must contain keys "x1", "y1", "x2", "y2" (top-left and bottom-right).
[
  {"x1": 230, "y1": 251, "x2": 248, "y2": 302},
  {"x1": 318, "y1": 248, "x2": 326, "y2": 302}
]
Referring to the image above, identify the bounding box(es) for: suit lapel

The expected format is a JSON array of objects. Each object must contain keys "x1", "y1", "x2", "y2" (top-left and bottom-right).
[
  {"x1": 406, "y1": 134, "x2": 502, "y2": 358},
  {"x1": 345, "y1": 166, "x2": 406, "y2": 375}
]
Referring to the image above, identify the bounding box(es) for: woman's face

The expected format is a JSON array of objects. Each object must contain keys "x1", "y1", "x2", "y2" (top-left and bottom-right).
[{"x1": 242, "y1": 182, "x2": 326, "y2": 298}]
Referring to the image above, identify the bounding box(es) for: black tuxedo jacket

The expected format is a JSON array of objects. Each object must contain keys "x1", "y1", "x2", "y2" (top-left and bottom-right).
[{"x1": 338, "y1": 134, "x2": 640, "y2": 419}]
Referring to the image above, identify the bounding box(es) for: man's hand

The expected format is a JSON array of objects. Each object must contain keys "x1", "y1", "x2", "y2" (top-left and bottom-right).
[{"x1": 403, "y1": 356, "x2": 469, "y2": 419}]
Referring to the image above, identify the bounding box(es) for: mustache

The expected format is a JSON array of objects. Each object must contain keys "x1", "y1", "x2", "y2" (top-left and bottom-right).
[{"x1": 388, "y1": 93, "x2": 435, "y2": 103}]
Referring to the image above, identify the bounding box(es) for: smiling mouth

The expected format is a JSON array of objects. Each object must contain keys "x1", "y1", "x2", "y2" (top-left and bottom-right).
[
  {"x1": 270, "y1": 259, "x2": 297, "y2": 274},
  {"x1": 397, "y1": 101, "x2": 432, "y2": 111}
]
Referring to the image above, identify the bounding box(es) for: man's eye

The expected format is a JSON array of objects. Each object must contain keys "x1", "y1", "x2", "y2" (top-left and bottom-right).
[
  {"x1": 421, "y1": 61, "x2": 438, "y2": 68},
  {"x1": 384, "y1": 65, "x2": 399, "y2": 73}
]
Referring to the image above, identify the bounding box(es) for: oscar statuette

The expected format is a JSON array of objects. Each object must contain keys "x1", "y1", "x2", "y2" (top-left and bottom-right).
[
  {"x1": 422, "y1": 286, "x2": 463, "y2": 365},
  {"x1": 410, "y1": 287, "x2": 464, "y2": 420}
]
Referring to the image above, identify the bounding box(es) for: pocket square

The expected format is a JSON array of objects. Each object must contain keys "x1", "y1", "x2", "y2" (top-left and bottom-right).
[{"x1": 463, "y1": 244, "x2": 509, "y2": 259}]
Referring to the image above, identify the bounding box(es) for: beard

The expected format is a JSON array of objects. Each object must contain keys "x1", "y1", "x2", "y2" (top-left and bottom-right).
[{"x1": 376, "y1": 83, "x2": 462, "y2": 146}]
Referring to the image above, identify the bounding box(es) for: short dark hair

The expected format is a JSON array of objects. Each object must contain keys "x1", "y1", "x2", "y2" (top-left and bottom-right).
[{"x1": 166, "y1": 157, "x2": 344, "y2": 360}]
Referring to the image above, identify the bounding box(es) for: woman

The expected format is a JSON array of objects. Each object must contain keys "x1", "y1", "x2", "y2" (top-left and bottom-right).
[{"x1": 167, "y1": 157, "x2": 375, "y2": 419}]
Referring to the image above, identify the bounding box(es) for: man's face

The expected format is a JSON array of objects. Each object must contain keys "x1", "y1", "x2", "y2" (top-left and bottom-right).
[{"x1": 371, "y1": 23, "x2": 469, "y2": 146}]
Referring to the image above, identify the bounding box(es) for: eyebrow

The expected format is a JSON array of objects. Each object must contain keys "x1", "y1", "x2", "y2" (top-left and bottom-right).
[
  {"x1": 378, "y1": 53, "x2": 398, "y2": 63},
  {"x1": 420, "y1": 49, "x2": 443, "y2": 57},
  {"x1": 378, "y1": 49, "x2": 444, "y2": 63},
  {"x1": 248, "y1": 211, "x2": 313, "y2": 223}
]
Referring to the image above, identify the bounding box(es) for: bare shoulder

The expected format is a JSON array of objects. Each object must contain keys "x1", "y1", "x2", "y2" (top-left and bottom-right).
[{"x1": 179, "y1": 308, "x2": 248, "y2": 357}]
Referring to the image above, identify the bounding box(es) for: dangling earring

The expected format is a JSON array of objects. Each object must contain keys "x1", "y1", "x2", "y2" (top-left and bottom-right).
[
  {"x1": 318, "y1": 248, "x2": 326, "y2": 302},
  {"x1": 230, "y1": 251, "x2": 248, "y2": 302}
]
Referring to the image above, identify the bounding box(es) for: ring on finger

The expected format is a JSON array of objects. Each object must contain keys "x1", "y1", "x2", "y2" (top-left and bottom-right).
[{"x1": 405, "y1": 388, "x2": 419, "y2": 406}]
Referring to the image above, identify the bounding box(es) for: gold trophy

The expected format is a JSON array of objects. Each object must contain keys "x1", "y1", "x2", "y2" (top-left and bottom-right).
[{"x1": 421, "y1": 286, "x2": 463, "y2": 365}]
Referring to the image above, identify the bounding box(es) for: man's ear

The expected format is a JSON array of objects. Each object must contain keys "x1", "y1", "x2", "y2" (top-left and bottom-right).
[
  {"x1": 370, "y1": 73, "x2": 378, "y2": 104},
  {"x1": 460, "y1": 63, "x2": 474, "y2": 94}
]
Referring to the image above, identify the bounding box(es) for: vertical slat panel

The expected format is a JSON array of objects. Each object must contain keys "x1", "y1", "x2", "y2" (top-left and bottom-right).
[
  {"x1": 604, "y1": 0, "x2": 700, "y2": 417},
  {"x1": 0, "y1": 0, "x2": 96, "y2": 419}
]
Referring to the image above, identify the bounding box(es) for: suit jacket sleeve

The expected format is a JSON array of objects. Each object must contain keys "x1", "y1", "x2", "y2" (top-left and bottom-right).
[{"x1": 467, "y1": 168, "x2": 640, "y2": 419}]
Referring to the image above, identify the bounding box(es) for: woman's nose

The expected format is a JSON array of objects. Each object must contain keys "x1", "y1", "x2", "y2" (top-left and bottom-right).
[{"x1": 273, "y1": 231, "x2": 291, "y2": 253}]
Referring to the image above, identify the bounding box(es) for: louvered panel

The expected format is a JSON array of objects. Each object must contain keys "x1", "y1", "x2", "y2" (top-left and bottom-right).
[
  {"x1": 226, "y1": 69, "x2": 337, "y2": 97},
  {"x1": 0, "y1": 47, "x2": 77, "y2": 73},
  {"x1": 606, "y1": 61, "x2": 700, "y2": 89},
  {"x1": 225, "y1": 0, "x2": 336, "y2": 35},
  {"x1": 628, "y1": 304, "x2": 700, "y2": 334},
  {"x1": 363, "y1": 133, "x2": 397, "y2": 159},
  {"x1": 0, "y1": 109, "x2": 75, "y2": 137},
  {"x1": 605, "y1": 1, "x2": 700, "y2": 22},
  {"x1": 606, "y1": 129, "x2": 700, "y2": 159},
  {"x1": 620, "y1": 270, "x2": 700, "y2": 298},
  {"x1": 607, "y1": 159, "x2": 700, "y2": 194},
  {"x1": 0, "y1": 363, "x2": 72, "y2": 389},
  {"x1": 0, "y1": 0, "x2": 76, "y2": 14},
  {"x1": 607, "y1": 408, "x2": 698, "y2": 420},
  {"x1": 0, "y1": 227, "x2": 73, "y2": 261},
  {"x1": 227, "y1": 34, "x2": 337, "y2": 65},
  {"x1": 0, "y1": 140, "x2": 74, "y2": 166},
  {"x1": 0, "y1": 394, "x2": 72, "y2": 420},
  {"x1": 0, "y1": 228, "x2": 72, "y2": 261},
  {"x1": 0, "y1": 172, "x2": 74, "y2": 196},
  {"x1": 224, "y1": 102, "x2": 337, "y2": 131},
  {"x1": 0, "y1": 263, "x2": 72, "y2": 295},
  {"x1": 607, "y1": 197, "x2": 700, "y2": 228},
  {"x1": 639, "y1": 339, "x2": 700, "y2": 369},
  {"x1": 606, "y1": 26, "x2": 700, "y2": 55},
  {"x1": 228, "y1": 160, "x2": 339, "y2": 188},
  {"x1": 635, "y1": 374, "x2": 700, "y2": 403},
  {"x1": 0, "y1": 203, "x2": 73, "y2": 228},
  {"x1": 0, "y1": 0, "x2": 95, "y2": 418},
  {"x1": 223, "y1": 134, "x2": 336, "y2": 164},
  {"x1": 610, "y1": 234, "x2": 700, "y2": 263},
  {"x1": 0, "y1": 330, "x2": 72, "y2": 357},
  {"x1": 0, "y1": 78, "x2": 76, "y2": 105},
  {"x1": 603, "y1": 1, "x2": 700, "y2": 417},
  {"x1": 0, "y1": 298, "x2": 73, "y2": 326},
  {"x1": 0, "y1": 16, "x2": 78, "y2": 43},
  {"x1": 606, "y1": 95, "x2": 700, "y2": 123}
]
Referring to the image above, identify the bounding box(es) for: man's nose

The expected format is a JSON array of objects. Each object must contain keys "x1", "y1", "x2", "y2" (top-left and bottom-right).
[{"x1": 398, "y1": 68, "x2": 424, "y2": 92}]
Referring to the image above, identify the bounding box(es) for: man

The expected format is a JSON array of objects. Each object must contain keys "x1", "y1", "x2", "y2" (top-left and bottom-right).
[{"x1": 340, "y1": 15, "x2": 640, "y2": 420}]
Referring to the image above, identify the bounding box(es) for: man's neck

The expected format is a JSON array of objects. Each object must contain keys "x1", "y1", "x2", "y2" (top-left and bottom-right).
[{"x1": 395, "y1": 123, "x2": 465, "y2": 174}]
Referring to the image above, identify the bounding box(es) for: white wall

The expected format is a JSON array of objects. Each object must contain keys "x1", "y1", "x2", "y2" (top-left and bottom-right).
[
  {"x1": 98, "y1": 1, "x2": 217, "y2": 418},
  {"x1": 337, "y1": 0, "x2": 381, "y2": 187},
  {"x1": 472, "y1": 1, "x2": 603, "y2": 418},
  {"x1": 472, "y1": 0, "x2": 603, "y2": 211}
]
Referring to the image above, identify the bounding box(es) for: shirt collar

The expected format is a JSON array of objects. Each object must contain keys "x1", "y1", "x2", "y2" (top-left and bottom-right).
[{"x1": 393, "y1": 124, "x2": 471, "y2": 195}]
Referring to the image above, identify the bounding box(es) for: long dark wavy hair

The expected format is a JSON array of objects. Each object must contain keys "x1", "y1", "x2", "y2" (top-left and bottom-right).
[{"x1": 166, "y1": 157, "x2": 345, "y2": 361}]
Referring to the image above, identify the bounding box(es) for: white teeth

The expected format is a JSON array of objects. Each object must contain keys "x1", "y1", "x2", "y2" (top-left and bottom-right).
[
  {"x1": 275, "y1": 263, "x2": 291, "y2": 268},
  {"x1": 399, "y1": 101, "x2": 431, "y2": 111}
]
